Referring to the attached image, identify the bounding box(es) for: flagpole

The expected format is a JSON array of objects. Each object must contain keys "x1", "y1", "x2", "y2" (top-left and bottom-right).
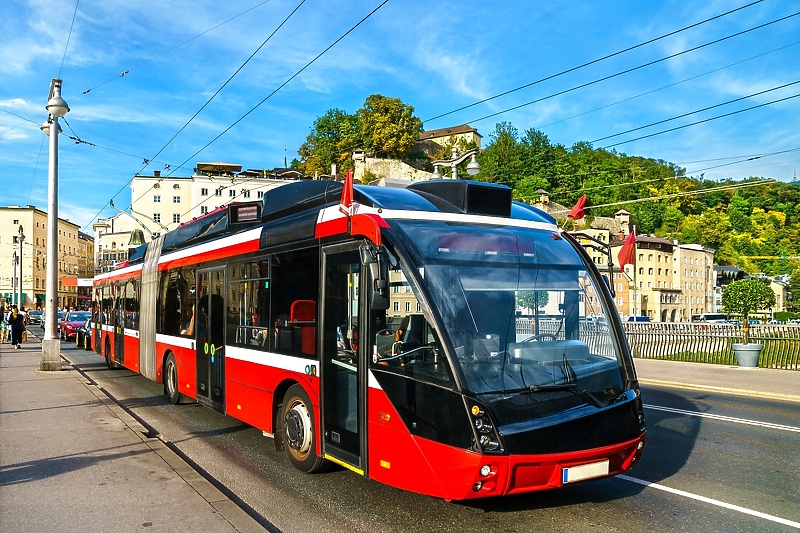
[{"x1": 632, "y1": 225, "x2": 637, "y2": 318}]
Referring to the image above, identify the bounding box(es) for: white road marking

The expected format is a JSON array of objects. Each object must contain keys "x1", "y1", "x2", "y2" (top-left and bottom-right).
[
  {"x1": 618, "y1": 475, "x2": 800, "y2": 529},
  {"x1": 644, "y1": 404, "x2": 800, "y2": 433}
]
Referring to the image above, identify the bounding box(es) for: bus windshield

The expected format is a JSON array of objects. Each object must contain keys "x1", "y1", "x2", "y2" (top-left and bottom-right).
[{"x1": 393, "y1": 220, "x2": 627, "y2": 416}]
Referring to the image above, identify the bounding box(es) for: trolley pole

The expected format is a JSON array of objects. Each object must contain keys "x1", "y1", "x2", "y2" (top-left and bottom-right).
[{"x1": 41, "y1": 78, "x2": 69, "y2": 371}]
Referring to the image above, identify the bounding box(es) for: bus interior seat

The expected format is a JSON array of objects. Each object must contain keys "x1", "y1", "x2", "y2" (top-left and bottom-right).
[{"x1": 290, "y1": 300, "x2": 316, "y2": 355}]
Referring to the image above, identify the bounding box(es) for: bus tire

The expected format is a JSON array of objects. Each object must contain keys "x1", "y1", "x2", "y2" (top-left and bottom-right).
[
  {"x1": 281, "y1": 384, "x2": 328, "y2": 473},
  {"x1": 164, "y1": 353, "x2": 181, "y2": 405}
]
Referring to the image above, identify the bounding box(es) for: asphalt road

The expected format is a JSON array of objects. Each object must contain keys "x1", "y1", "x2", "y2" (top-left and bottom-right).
[{"x1": 60, "y1": 341, "x2": 800, "y2": 533}]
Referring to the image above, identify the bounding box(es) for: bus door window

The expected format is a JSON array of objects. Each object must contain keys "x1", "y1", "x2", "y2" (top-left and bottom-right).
[
  {"x1": 196, "y1": 268, "x2": 225, "y2": 408},
  {"x1": 322, "y1": 247, "x2": 362, "y2": 466}
]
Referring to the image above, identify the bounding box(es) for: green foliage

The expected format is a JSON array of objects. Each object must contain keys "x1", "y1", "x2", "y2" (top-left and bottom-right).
[
  {"x1": 722, "y1": 279, "x2": 776, "y2": 343},
  {"x1": 297, "y1": 94, "x2": 422, "y2": 175},
  {"x1": 516, "y1": 290, "x2": 549, "y2": 309},
  {"x1": 361, "y1": 168, "x2": 379, "y2": 184}
]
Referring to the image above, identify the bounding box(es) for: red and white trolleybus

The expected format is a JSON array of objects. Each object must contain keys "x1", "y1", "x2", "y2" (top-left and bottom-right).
[{"x1": 91, "y1": 175, "x2": 646, "y2": 500}]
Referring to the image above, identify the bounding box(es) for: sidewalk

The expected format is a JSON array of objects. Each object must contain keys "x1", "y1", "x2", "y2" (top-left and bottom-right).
[
  {"x1": 0, "y1": 335, "x2": 265, "y2": 533},
  {"x1": 634, "y1": 357, "x2": 800, "y2": 403}
]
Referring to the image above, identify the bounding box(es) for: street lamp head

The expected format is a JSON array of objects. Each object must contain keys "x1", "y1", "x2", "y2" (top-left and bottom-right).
[
  {"x1": 40, "y1": 119, "x2": 62, "y2": 137},
  {"x1": 466, "y1": 154, "x2": 481, "y2": 176},
  {"x1": 46, "y1": 95, "x2": 69, "y2": 118}
]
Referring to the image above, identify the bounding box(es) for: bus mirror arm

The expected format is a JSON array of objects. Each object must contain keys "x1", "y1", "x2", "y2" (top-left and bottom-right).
[{"x1": 360, "y1": 242, "x2": 390, "y2": 310}]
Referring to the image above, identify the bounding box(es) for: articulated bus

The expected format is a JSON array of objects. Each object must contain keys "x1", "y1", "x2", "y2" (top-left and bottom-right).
[{"x1": 91, "y1": 177, "x2": 646, "y2": 500}]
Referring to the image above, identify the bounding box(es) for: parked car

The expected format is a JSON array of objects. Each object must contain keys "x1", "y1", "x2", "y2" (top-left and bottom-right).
[
  {"x1": 60, "y1": 311, "x2": 92, "y2": 340},
  {"x1": 75, "y1": 317, "x2": 92, "y2": 350},
  {"x1": 27, "y1": 310, "x2": 43, "y2": 325},
  {"x1": 42, "y1": 310, "x2": 66, "y2": 331}
]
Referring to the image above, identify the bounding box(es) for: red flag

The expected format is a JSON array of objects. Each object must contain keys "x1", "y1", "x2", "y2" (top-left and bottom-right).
[
  {"x1": 567, "y1": 194, "x2": 587, "y2": 220},
  {"x1": 339, "y1": 169, "x2": 354, "y2": 216},
  {"x1": 618, "y1": 231, "x2": 636, "y2": 269}
]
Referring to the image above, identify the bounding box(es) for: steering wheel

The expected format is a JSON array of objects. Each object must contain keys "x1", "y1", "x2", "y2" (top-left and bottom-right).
[{"x1": 521, "y1": 333, "x2": 558, "y2": 342}]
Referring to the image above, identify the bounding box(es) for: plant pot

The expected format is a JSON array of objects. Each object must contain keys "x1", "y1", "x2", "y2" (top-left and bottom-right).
[{"x1": 732, "y1": 343, "x2": 762, "y2": 368}]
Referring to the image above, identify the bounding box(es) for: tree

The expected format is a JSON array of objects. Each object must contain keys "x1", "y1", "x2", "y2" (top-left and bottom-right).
[
  {"x1": 357, "y1": 94, "x2": 422, "y2": 159},
  {"x1": 721, "y1": 279, "x2": 776, "y2": 344},
  {"x1": 516, "y1": 291, "x2": 549, "y2": 310},
  {"x1": 298, "y1": 108, "x2": 359, "y2": 176},
  {"x1": 788, "y1": 268, "x2": 800, "y2": 313}
]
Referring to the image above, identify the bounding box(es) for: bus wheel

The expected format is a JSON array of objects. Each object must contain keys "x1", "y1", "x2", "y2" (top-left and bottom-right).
[
  {"x1": 281, "y1": 385, "x2": 328, "y2": 473},
  {"x1": 104, "y1": 339, "x2": 114, "y2": 370},
  {"x1": 164, "y1": 354, "x2": 181, "y2": 405}
]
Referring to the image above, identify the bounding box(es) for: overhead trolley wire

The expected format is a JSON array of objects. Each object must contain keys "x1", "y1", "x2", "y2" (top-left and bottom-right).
[
  {"x1": 166, "y1": 0, "x2": 390, "y2": 178},
  {"x1": 602, "y1": 92, "x2": 800, "y2": 149},
  {"x1": 539, "y1": 39, "x2": 800, "y2": 130},
  {"x1": 136, "y1": 0, "x2": 307, "y2": 178},
  {"x1": 71, "y1": 0, "x2": 276, "y2": 100},
  {"x1": 423, "y1": 0, "x2": 764, "y2": 123},
  {"x1": 464, "y1": 10, "x2": 800, "y2": 126},
  {"x1": 58, "y1": 0, "x2": 80, "y2": 78},
  {"x1": 590, "y1": 79, "x2": 800, "y2": 144}
]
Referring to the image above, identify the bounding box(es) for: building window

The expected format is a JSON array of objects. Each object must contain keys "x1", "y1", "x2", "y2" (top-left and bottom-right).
[
  {"x1": 153, "y1": 195, "x2": 161, "y2": 203},
  {"x1": 215, "y1": 188, "x2": 223, "y2": 197},
  {"x1": 405, "y1": 301, "x2": 411, "y2": 312},
  {"x1": 172, "y1": 196, "x2": 181, "y2": 203},
  {"x1": 200, "y1": 206, "x2": 208, "y2": 214},
  {"x1": 243, "y1": 190, "x2": 250, "y2": 198},
  {"x1": 393, "y1": 301, "x2": 399, "y2": 312},
  {"x1": 153, "y1": 213, "x2": 161, "y2": 223},
  {"x1": 258, "y1": 191, "x2": 264, "y2": 198},
  {"x1": 173, "y1": 213, "x2": 181, "y2": 224},
  {"x1": 201, "y1": 188, "x2": 208, "y2": 196},
  {"x1": 229, "y1": 190, "x2": 236, "y2": 197}
]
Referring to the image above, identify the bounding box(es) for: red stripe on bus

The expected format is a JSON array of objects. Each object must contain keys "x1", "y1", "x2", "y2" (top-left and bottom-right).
[
  {"x1": 158, "y1": 239, "x2": 260, "y2": 271},
  {"x1": 315, "y1": 217, "x2": 348, "y2": 239}
]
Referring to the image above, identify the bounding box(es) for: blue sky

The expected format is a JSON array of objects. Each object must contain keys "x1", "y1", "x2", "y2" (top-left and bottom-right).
[{"x1": 2, "y1": 0, "x2": 799, "y2": 232}]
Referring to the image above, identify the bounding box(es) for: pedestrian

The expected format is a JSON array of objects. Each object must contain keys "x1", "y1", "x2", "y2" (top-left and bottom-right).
[
  {"x1": 0, "y1": 306, "x2": 8, "y2": 343},
  {"x1": 8, "y1": 305, "x2": 26, "y2": 349}
]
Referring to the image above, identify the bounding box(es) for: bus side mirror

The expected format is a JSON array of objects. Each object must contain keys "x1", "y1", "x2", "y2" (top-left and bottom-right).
[{"x1": 360, "y1": 243, "x2": 390, "y2": 310}]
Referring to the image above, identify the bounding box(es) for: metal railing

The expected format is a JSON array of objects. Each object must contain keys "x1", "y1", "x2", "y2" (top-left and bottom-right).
[{"x1": 623, "y1": 323, "x2": 800, "y2": 370}]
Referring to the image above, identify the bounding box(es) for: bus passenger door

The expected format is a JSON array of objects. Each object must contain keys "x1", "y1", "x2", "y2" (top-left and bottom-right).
[
  {"x1": 113, "y1": 282, "x2": 125, "y2": 367},
  {"x1": 321, "y1": 245, "x2": 364, "y2": 474},
  {"x1": 196, "y1": 268, "x2": 226, "y2": 412}
]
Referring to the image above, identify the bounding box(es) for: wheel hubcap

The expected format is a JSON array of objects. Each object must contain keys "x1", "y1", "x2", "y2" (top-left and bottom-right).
[
  {"x1": 166, "y1": 362, "x2": 176, "y2": 396},
  {"x1": 285, "y1": 400, "x2": 312, "y2": 455}
]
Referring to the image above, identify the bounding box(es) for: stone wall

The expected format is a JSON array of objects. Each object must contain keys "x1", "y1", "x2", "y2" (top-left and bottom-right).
[{"x1": 353, "y1": 157, "x2": 432, "y2": 183}]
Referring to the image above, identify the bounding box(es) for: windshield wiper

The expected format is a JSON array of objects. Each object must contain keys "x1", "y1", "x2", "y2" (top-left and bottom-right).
[{"x1": 521, "y1": 384, "x2": 604, "y2": 408}]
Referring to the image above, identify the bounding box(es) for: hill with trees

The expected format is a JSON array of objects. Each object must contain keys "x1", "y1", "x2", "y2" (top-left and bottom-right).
[{"x1": 296, "y1": 96, "x2": 800, "y2": 279}]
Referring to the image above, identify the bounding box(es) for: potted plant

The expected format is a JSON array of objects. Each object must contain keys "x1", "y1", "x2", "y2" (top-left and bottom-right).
[{"x1": 721, "y1": 278, "x2": 776, "y2": 368}]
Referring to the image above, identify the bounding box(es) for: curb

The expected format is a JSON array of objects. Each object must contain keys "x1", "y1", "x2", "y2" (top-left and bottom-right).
[
  {"x1": 638, "y1": 378, "x2": 800, "y2": 403},
  {"x1": 37, "y1": 338, "x2": 270, "y2": 533}
]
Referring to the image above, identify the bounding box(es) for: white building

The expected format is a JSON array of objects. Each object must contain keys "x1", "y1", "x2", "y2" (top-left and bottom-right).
[{"x1": 94, "y1": 163, "x2": 297, "y2": 272}]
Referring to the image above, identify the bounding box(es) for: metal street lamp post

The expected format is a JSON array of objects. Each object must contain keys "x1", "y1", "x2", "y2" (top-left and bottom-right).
[
  {"x1": 430, "y1": 147, "x2": 481, "y2": 180},
  {"x1": 11, "y1": 252, "x2": 18, "y2": 305},
  {"x1": 17, "y1": 225, "x2": 24, "y2": 309},
  {"x1": 41, "y1": 78, "x2": 69, "y2": 371}
]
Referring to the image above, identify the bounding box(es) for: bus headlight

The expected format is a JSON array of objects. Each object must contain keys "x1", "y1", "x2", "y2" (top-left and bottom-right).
[{"x1": 469, "y1": 402, "x2": 503, "y2": 454}]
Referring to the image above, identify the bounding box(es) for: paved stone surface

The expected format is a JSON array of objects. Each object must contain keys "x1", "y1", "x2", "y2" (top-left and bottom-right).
[{"x1": 0, "y1": 336, "x2": 265, "y2": 533}]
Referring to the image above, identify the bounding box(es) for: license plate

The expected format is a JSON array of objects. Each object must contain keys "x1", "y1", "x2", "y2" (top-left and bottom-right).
[{"x1": 562, "y1": 460, "x2": 609, "y2": 484}]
